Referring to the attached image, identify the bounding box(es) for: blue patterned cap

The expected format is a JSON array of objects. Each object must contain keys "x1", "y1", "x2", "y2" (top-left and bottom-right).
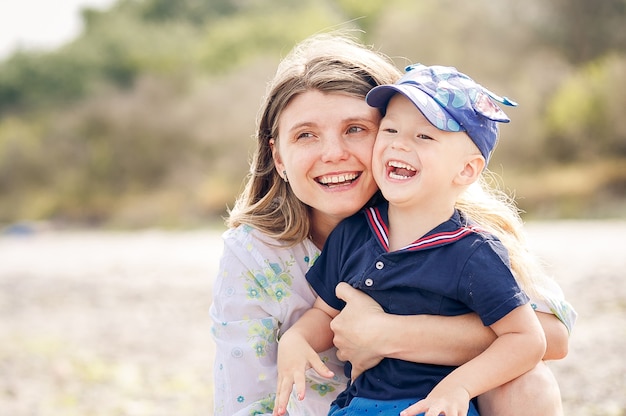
[{"x1": 366, "y1": 63, "x2": 517, "y2": 164}]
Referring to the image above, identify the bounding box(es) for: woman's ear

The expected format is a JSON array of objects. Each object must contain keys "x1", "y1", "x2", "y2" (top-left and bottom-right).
[
  {"x1": 270, "y1": 138, "x2": 286, "y2": 177},
  {"x1": 455, "y1": 155, "x2": 485, "y2": 186}
]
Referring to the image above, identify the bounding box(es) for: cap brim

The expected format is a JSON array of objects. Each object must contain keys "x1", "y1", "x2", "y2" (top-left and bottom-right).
[
  {"x1": 366, "y1": 84, "x2": 461, "y2": 132},
  {"x1": 366, "y1": 85, "x2": 405, "y2": 109}
]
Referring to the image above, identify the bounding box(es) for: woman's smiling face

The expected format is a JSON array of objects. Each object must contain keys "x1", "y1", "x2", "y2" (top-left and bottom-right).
[{"x1": 272, "y1": 89, "x2": 381, "y2": 230}]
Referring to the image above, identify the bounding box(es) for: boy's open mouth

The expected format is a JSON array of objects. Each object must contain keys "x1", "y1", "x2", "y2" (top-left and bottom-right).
[{"x1": 387, "y1": 160, "x2": 417, "y2": 179}]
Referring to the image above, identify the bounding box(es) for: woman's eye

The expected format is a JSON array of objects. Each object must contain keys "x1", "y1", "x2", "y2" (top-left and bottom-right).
[
  {"x1": 297, "y1": 132, "x2": 314, "y2": 140},
  {"x1": 347, "y1": 126, "x2": 365, "y2": 134}
]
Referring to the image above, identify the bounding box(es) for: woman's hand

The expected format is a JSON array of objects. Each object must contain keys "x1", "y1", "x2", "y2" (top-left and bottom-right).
[
  {"x1": 331, "y1": 282, "x2": 387, "y2": 379},
  {"x1": 330, "y1": 284, "x2": 571, "y2": 377}
]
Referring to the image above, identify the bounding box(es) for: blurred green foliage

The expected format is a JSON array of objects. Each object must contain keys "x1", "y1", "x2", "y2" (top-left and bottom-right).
[
  {"x1": 545, "y1": 55, "x2": 626, "y2": 161},
  {"x1": 0, "y1": 0, "x2": 625, "y2": 228}
]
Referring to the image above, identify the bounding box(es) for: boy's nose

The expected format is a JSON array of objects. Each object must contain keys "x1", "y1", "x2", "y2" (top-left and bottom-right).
[{"x1": 390, "y1": 135, "x2": 411, "y2": 151}]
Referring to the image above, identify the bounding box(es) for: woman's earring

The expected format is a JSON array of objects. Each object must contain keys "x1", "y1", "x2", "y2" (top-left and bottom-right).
[{"x1": 282, "y1": 170, "x2": 289, "y2": 183}]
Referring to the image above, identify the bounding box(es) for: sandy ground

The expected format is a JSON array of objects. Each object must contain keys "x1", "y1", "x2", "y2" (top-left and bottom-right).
[{"x1": 0, "y1": 221, "x2": 624, "y2": 416}]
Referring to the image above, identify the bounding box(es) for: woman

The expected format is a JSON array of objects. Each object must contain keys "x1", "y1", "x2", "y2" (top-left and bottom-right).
[{"x1": 210, "y1": 33, "x2": 575, "y2": 416}]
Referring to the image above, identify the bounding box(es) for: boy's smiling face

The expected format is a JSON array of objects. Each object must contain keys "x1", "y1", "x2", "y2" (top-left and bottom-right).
[{"x1": 372, "y1": 93, "x2": 484, "y2": 210}]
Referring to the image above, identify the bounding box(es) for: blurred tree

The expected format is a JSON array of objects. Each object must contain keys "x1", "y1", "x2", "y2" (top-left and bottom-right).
[
  {"x1": 536, "y1": 0, "x2": 626, "y2": 64},
  {"x1": 0, "y1": 51, "x2": 97, "y2": 113},
  {"x1": 0, "y1": 117, "x2": 46, "y2": 192},
  {"x1": 140, "y1": 0, "x2": 237, "y2": 25},
  {"x1": 545, "y1": 54, "x2": 626, "y2": 161},
  {"x1": 195, "y1": 0, "x2": 364, "y2": 74},
  {"x1": 332, "y1": 0, "x2": 387, "y2": 36},
  {"x1": 0, "y1": 0, "x2": 624, "y2": 225}
]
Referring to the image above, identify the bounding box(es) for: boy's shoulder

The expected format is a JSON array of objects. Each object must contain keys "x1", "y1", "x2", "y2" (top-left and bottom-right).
[{"x1": 454, "y1": 210, "x2": 501, "y2": 242}]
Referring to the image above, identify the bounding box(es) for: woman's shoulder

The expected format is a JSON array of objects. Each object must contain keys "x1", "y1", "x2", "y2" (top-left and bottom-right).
[
  {"x1": 223, "y1": 223, "x2": 289, "y2": 247},
  {"x1": 223, "y1": 223, "x2": 274, "y2": 244},
  {"x1": 223, "y1": 224, "x2": 318, "y2": 259}
]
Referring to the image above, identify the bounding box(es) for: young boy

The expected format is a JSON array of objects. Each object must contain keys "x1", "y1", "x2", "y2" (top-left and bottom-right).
[{"x1": 273, "y1": 64, "x2": 547, "y2": 416}]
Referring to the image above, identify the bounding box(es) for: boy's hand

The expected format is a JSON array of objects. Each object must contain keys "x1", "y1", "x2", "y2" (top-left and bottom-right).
[
  {"x1": 273, "y1": 331, "x2": 335, "y2": 416},
  {"x1": 400, "y1": 384, "x2": 470, "y2": 416}
]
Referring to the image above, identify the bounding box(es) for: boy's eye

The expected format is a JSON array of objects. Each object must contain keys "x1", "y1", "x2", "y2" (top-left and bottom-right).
[
  {"x1": 382, "y1": 127, "x2": 398, "y2": 133},
  {"x1": 417, "y1": 134, "x2": 433, "y2": 140}
]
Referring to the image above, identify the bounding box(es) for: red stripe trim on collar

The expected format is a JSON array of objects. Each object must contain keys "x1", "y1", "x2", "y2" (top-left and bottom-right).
[
  {"x1": 366, "y1": 207, "x2": 389, "y2": 250},
  {"x1": 366, "y1": 207, "x2": 481, "y2": 252},
  {"x1": 404, "y1": 227, "x2": 479, "y2": 251}
]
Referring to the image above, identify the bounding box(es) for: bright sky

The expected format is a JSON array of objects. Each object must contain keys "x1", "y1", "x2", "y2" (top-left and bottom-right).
[{"x1": 0, "y1": 0, "x2": 117, "y2": 60}]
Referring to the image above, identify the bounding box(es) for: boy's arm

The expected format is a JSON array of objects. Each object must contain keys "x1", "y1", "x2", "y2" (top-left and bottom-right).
[
  {"x1": 273, "y1": 297, "x2": 339, "y2": 416},
  {"x1": 400, "y1": 303, "x2": 547, "y2": 416}
]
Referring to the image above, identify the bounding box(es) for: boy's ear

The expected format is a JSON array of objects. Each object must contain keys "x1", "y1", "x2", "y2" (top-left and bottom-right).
[{"x1": 455, "y1": 155, "x2": 485, "y2": 185}]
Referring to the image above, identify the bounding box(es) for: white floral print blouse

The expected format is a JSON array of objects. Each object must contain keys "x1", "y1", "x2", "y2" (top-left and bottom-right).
[
  {"x1": 210, "y1": 224, "x2": 347, "y2": 416},
  {"x1": 210, "y1": 224, "x2": 577, "y2": 416}
]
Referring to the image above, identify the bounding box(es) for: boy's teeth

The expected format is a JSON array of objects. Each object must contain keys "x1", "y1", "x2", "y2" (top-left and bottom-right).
[
  {"x1": 388, "y1": 161, "x2": 416, "y2": 171},
  {"x1": 388, "y1": 160, "x2": 417, "y2": 179},
  {"x1": 390, "y1": 171, "x2": 410, "y2": 179}
]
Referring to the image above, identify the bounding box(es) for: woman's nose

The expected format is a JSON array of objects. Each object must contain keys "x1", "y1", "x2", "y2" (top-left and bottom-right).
[{"x1": 320, "y1": 135, "x2": 350, "y2": 162}]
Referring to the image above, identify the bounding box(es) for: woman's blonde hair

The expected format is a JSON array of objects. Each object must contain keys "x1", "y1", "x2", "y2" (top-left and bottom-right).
[
  {"x1": 457, "y1": 174, "x2": 550, "y2": 298},
  {"x1": 227, "y1": 32, "x2": 401, "y2": 244}
]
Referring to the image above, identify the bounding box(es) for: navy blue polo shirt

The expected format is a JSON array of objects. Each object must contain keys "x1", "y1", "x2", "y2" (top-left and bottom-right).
[{"x1": 306, "y1": 201, "x2": 529, "y2": 408}]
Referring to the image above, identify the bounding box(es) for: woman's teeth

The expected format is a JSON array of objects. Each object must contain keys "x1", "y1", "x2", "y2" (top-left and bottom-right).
[{"x1": 317, "y1": 173, "x2": 359, "y2": 186}]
